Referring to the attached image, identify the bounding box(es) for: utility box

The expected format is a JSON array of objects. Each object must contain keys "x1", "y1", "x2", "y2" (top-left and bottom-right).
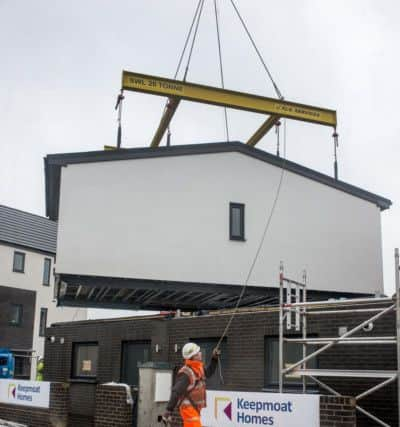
[
  {"x1": 137, "y1": 362, "x2": 173, "y2": 427},
  {"x1": 0, "y1": 349, "x2": 15, "y2": 379}
]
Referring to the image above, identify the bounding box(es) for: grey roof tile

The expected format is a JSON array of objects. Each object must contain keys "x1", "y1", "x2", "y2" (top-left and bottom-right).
[{"x1": 0, "y1": 205, "x2": 57, "y2": 254}]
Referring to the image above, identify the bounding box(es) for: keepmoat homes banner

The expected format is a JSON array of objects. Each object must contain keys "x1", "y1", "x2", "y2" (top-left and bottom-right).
[
  {"x1": 201, "y1": 390, "x2": 319, "y2": 427},
  {"x1": 0, "y1": 379, "x2": 50, "y2": 408}
]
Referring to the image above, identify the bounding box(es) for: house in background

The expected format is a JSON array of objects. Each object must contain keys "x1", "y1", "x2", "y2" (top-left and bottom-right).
[
  {"x1": 44, "y1": 141, "x2": 392, "y2": 312},
  {"x1": 0, "y1": 205, "x2": 87, "y2": 379}
]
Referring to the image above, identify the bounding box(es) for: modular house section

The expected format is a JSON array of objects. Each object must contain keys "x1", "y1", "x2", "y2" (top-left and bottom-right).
[{"x1": 45, "y1": 142, "x2": 391, "y2": 310}]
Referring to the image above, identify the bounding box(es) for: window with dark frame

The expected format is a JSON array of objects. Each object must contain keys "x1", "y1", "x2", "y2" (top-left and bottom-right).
[
  {"x1": 39, "y1": 308, "x2": 48, "y2": 337},
  {"x1": 264, "y1": 336, "x2": 318, "y2": 389},
  {"x1": 72, "y1": 342, "x2": 99, "y2": 379},
  {"x1": 14, "y1": 356, "x2": 31, "y2": 379},
  {"x1": 43, "y1": 258, "x2": 51, "y2": 286},
  {"x1": 9, "y1": 304, "x2": 23, "y2": 327},
  {"x1": 190, "y1": 337, "x2": 227, "y2": 389},
  {"x1": 229, "y1": 203, "x2": 245, "y2": 241},
  {"x1": 13, "y1": 251, "x2": 25, "y2": 273}
]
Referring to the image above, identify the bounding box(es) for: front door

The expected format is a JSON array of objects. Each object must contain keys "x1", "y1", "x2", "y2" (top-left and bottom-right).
[{"x1": 121, "y1": 340, "x2": 151, "y2": 387}]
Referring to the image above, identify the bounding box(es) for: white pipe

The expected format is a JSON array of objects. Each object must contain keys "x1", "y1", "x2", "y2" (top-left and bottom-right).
[{"x1": 284, "y1": 296, "x2": 393, "y2": 309}]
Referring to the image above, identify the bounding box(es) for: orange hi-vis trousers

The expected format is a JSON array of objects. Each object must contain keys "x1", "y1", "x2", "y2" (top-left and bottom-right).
[{"x1": 180, "y1": 406, "x2": 202, "y2": 427}]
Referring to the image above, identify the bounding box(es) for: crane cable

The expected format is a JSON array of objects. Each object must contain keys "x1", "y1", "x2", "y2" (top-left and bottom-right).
[
  {"x1": 213, "y1": 0, "x2": 230, "y2": 142},
  {"x1": 229, "y1": 0, "x2": 283, "y2": 100},
  {"x1": 166, "y1": 0, "x2": 205, "y2": 144},
  {"x1": 212, "y1": 3, "x2": 287, "y2": 357},
  {"x1": 215, "y1": 120, "x2": 288, "y2": 358}
]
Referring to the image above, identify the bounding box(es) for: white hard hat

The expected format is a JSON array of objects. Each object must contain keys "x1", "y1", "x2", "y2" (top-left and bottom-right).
[{"x1": 182, "y1": 342, "x2": 200, "y2": 359}]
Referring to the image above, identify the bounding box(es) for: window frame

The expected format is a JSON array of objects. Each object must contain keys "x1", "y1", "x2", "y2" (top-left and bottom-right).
[
  {"x1": 42, "y1": 258, "x2": 52, "y2": 286},
  {"x1": 9, "y1": 304, "x2": 23, "y2": 327},
  {"x1": 14, "y1": 355, "x2": 31, "y2": 379},
  {"x1": 229, "y1": 202, "x2": 245, "y2": 241},
  {"x1": 13, "y1": 251, "x2": 26, "y2": 273},
  {"x1": 71, "y1": 342, "x2": 99, "y2": 380},
  {"x1": 39, "y1": 308, "x2": 48, "y2": 337},
  {"x1": 264, "y1": 335, "x2": 318, "y2": 390}
]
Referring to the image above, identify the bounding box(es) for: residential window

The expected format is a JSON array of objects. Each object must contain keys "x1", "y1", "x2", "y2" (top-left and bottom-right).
[
  {"x1": 14, "y1": 356, "x2": 31, "y2": 379},
  {"x1": 72, "y1": 343, "x2": 98, "y2": 379},
  {"x1": 9, "y1": 304, "x2": 23, "y2": 327},
  {"x1": 39, "y1": 308, "x2": 48, "y2": 337},
  {"x1": 190, "y1": 337, "x2": 227, "y2": 389},
  {"x1": 13, "y1": 251, "x2": 25, "y2": 273},
  {"x1": 264, "y1": 336, "x2": 318, "y2": 389},
  {"x1": 43, "y1": 258, "x2": 52, "y2": 286},
  {"x1": 229, "y1": 203, "x2": 245, "y2": 241}
]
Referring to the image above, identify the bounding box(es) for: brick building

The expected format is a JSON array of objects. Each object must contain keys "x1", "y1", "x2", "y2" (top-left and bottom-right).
[
  {"x1": 0, "y1": 205, "x2": 87, "y2": 379},
  {"x1": 44, "y1": 305, "x2": 397, "y2": 426}
]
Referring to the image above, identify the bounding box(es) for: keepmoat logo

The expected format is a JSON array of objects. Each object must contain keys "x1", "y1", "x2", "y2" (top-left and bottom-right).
[
  {"x1": 8, "y1": 383, "x2": 42, "y2": 403},
  {"x1": 8, "y1": 384, "x2": 16, "y2": 399},
  {"x1": 214, "y1": 395, "x2": 294, "y2": 425},
  {"x1": 215, "y1": 397, "x2": 233, "y2": 421}
]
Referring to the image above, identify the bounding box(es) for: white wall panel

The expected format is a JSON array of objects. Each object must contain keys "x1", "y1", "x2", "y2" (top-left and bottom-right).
[{"x1": 56, "y1": 152, "x2": 384, "y2": 294}]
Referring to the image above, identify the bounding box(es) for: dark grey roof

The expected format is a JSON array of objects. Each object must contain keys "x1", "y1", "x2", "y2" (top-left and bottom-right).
[
  {"x1": 45, "y1": 141, "x2": 392, "y2": 220},
  {"x1": 0, "y1": 205, "x2": 57, "y2": 254}
]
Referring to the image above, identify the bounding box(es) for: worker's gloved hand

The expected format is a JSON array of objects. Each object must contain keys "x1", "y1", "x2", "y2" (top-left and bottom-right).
[
  {"x1": 162, "y1": 411, "x2": 172, "y2": 423},
  {"x1": 212, "y1": 348, "x2": 221, "y2": 359}
]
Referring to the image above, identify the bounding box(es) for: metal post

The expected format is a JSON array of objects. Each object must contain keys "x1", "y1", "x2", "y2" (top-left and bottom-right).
[
  {"x1": 279, "y1": 262, "x2": 284, "y2": 393},
  {"x1": 286, "y1": 279, "x2": 292, "y2": 330},
  {"x1": 115, "y1": 90, "x2": 124, "y2": 149},
  {"x1": 295, "y1": 285, "x2": 300, "y2": 331},
  {"x1": 333, "y1": 131, "x2": 339, "y2": 180},
  {"x1": 302, "y1": 270, "x2": 307, "y2": 393},
  {"x1": 395, "y1": 248, "x2": 400, "y2": 424},
  {"x1": 284, "y1": 303, "x2": 396, "y2": 374}
]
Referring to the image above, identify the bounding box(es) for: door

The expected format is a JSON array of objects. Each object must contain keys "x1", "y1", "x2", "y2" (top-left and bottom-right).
[
  {"x1": 120, "y1": 340, "x2": 151, "y2": 387},
  {"x1": 121, "y1": 341, "x2": 151, "y2": 427}
]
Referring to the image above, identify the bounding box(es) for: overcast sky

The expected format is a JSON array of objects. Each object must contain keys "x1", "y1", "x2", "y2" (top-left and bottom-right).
[{"x1": 1, "y1": 1, "x2": 399, "y2": 318}]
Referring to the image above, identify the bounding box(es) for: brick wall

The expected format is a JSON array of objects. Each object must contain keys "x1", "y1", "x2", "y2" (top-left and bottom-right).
[
  {"x1": 94, "y1": 385, "x2": 132, "y2": 427},
  {"x1": 0, "y1": 285, "x2": 36, "y2": 349},
  {"x1": 0, "y1": 382, "x2": 69, "y2": 427},
  {"x1": 45, "y1": 308, "x2": 398, "y2": 426},
  {"x1": 320, "y1": 396, "x2": 356, "y2": 426}
]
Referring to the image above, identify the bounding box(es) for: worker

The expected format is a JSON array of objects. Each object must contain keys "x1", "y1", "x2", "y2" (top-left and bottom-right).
[
  {"x1": 163, "y1": 342, "x2": 221, "y2": 427},
  {"x1": 36, "y1": 358, "x2": 44, "y2": 381}
]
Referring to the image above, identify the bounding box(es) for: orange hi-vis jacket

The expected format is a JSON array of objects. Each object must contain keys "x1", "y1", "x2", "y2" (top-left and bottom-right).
[
  {"x1": 166, "y1": 357, "x2": 217, "y2": 427},
  {"x1": 178, "y1": 361, "x2": 207, "y2": 411}
]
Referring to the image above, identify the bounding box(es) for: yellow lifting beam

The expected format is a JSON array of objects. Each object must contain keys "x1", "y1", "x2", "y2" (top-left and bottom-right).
[{"x1": 122, "y1": 70, "x2": 337, "y2": 147}]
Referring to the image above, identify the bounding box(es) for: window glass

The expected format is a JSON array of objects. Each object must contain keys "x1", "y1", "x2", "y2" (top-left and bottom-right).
[
  {"x1": 230, "y1": 203, "x2": 245, "y2": 240},
  {"x1": 39, "y1": 308, "x2": 48, "y2": 337},
  {"x1": 0, "y1": 358, "x2": 8, "y2": 366},
  {"x1": 13, "y1": 252, "x2": 25, "y2": 273},
  {"x1": 190, "y1": 338, "x2": 227, "y2": 389},
  {"x1": 14, "y1": 356, "x2": 31, "y2": 379},
  {"x1": 43, "y1": 258, "x2": 51, "y2": 286},
  {"x1": 72, "y1": 343, "x2": 98, "y2": 378},
  {"x1": 264, "y1": 337, "x2": 317, "y2": 388},
  {"x1": 9, "y1": 304, "x2": 23, "y2": 326},
  {"x1": 231, "y1": 207, "x2": 241, "y2": 236}
]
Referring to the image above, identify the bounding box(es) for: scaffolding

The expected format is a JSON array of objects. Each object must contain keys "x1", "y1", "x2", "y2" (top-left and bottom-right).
[{"x1": 279, "y1": 248, "x2": 400, "y2": 427}]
